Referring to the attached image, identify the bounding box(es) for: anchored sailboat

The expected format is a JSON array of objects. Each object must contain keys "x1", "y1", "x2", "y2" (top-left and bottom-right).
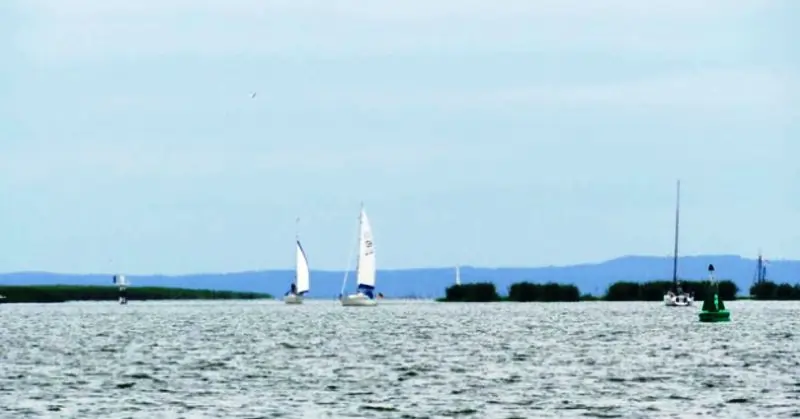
[
  {"x1": 340, "y1": 204, "x2": 379, "y2": 307},
  {"x1": 663, "y1": 180, "x2": 694, "y2": 307},
  {"x1": 753, "y1": 252, "x2": 768, "y2": 285},
  {"x1": 285, "y1": 218, "x2": 310, "y2": 304}
]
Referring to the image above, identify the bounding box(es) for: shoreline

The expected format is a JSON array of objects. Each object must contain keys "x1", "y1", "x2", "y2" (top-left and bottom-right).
[
  {"x1": 0, "y1": 285, "x2": 272, "y2": 304},
  {"x1": 437, "y1": 280, "x2": 800, "y2": 302}
]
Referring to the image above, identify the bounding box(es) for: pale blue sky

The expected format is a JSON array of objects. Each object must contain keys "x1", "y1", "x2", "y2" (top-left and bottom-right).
[{"x1": 1, "y1": 0, "x2": 798, "y2": 274}]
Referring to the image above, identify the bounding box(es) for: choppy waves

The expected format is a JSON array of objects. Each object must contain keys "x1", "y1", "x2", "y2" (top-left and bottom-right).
[{"x1": 1, "y1": 300, "x2": 799, "y2": 418}]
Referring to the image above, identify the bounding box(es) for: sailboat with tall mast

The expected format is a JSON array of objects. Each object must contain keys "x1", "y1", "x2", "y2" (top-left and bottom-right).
[
  {"x1": 455, "y1": 265, "x2": 461, "y2": 286},
  {"x1": 340, "y1": 204, "x2": 379, "y2": 307},
  {"x1": 663, "y1": 180, "x2": 694, "y2": 307},
  {"x1": 284, "y1": 218, "x2": 310, "y2": 304},
  {"x1": 753, "y1": 252, "x2": 768, "y2": 285}
]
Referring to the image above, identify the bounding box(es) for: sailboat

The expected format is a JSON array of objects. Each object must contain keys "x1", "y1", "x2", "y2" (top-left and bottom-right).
[
  {"x1": 663, "y1": 180, "x2": 694, "y2": 307},
  {"x1": 284, "y1": 220, "x2": 310, "y2": 304},
  {"x1": 340, "y1": 205, "x2": 379, "y2": 307},
  {"x1": 753, "y1": 252, "x2": 768, "y2": 285},
  {"x1": 455, "y1": 265, "x2": 461, "y2": 286},
  {"x1": 112, "y1": 274, "x2": 128, "y2": 305}
]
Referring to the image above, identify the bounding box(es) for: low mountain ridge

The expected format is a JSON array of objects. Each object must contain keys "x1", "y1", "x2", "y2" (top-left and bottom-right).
[{"x1": 1, "y1": 255, "x2": 796, "y2": 298}]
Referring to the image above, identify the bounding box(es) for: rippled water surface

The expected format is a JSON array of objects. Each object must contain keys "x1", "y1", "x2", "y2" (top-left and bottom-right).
[{"x1": 1, "y1": 300, "x2": 799, "y2": 418}]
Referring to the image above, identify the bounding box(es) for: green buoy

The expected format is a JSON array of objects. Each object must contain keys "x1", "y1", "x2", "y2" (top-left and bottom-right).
[{"x1": 699, "y1": 263, "x2": 730, "y2": 322}]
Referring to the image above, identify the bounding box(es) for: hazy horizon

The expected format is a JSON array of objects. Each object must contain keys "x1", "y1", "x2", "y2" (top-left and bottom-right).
[
  {"x1": 0, "y1": 253, "x2": 785, "y2": 276},
  {"x1": 2, "y1": 1, "x2": 797, "y2": 275}
]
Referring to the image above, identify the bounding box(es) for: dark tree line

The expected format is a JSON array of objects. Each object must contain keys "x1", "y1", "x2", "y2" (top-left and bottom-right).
[
  {"x1": 749, "y1": 281, "x2": 800, "y2": 300},
  {"x1": 443, "y1": 282, "x2": 501, "y2": 302},
  {"x1": 439, "y1": 278, "x2": 780, "y2": 302},
  {"x1": 442, "y1": 282, "x2": 580, "y2": 302},
  {"x1": 507, "y1": 282, "x2": 580, "y2": 302},
  {"x1": 604, "y1": 280, "x2": 739, "y2": 301},
  {"x1": 0, "y1": 285, "x2": 272, "y2": 303}
]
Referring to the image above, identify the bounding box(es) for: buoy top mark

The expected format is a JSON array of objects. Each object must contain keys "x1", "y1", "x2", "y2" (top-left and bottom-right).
[{"x1": 708, "y1": 264, "x2": 715, "y2": 272}]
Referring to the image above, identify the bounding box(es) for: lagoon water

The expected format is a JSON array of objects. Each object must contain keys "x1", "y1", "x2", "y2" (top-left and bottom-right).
[{"x1": 1, "y1": 300, "x2": 798, "y2": 418}]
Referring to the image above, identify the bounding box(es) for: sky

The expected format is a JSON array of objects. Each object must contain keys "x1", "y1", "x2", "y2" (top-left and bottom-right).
[{"x1": 1, "y1": 0, "x2": 798, "y2": 274}]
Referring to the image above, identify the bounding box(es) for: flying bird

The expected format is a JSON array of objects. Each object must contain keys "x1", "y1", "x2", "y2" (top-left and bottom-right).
[{"x1": 250, "y1": 92, "x2": 257, "y2": 99}]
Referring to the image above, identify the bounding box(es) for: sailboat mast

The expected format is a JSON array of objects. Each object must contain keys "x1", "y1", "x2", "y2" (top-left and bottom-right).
[
  {"x1": 294, "y1": 217, "x2": 299, "y2": 284},
  {"x1": 339, "y1": 204, "x2": 362, "y2": 296},
  {"x1": 671, "y1": 180, "x2": 681, "y2": 291},
  {"x1": 756, "y1": 252, "x2": 764, "y2": 284},
  {"x1": 355, "y1": 204, "x2": 363, "y2": 275}
]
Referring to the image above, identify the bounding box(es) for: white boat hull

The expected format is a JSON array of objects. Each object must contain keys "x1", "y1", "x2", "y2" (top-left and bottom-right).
[
  {"x1": 664, "y1": 293, "x2": 694, "y2": 307},
  {"x1": 284, "y1": 294, "x2": 304, "y2": 304},
  {"x1": 341, "y1": 293, "x2": 377, "y2": 307}
]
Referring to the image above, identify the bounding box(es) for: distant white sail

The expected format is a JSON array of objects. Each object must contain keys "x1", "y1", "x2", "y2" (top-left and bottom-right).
[
  {"x1": 295, "y1": 240, "x2": 310, "y2": 294},
  {"x1": 356, "y1": 208, "x2": 376, "y2": 288},
  {"x1": 112, "y1": 275, "x2": 128, "y2": 286},
  {"x1": 340, "y1": 205, "x2": 379, "y2": 306}
]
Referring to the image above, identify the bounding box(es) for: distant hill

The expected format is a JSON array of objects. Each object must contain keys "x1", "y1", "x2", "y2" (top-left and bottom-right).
[{"x1": 1, "y1": 255, "x2": 797, "y2": 298}]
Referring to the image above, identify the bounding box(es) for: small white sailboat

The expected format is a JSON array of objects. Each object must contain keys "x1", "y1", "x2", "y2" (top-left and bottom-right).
[
  {"x1": 664, "y1": 180, "x2": 694, "y2": 307},
  {"x1": 455, "y1": 265, "x2": 461, "y2": 286},
  {"x1": 112, "y1": 274, "x2": 128, "y2": 305},
  {"x1": 340, "y1": 205, "x2": 379, "y2": 307},
  {"x1": 664, "y1": 287, "x2": 693, "y2": 307},
  {"x1": 285, "y1": 219, "x2": 310, "y2": 304}
]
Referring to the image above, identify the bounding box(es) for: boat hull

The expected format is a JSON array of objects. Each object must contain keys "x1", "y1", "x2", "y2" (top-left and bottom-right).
[
  {"x1": 341, "y1": 294, "x2": 377, "y2": 307},
  {"x1": 699, "y1": 309, "x2": 730, "y2": 322},
  {"x1": 663, "y1": 293, "x2": 694, "y2": 307},
  {"x1": 284, "y1": 294, "x2": 304, "y2": 304}
]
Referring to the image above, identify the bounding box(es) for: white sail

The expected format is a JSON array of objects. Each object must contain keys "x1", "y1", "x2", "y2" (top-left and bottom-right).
[
  {"x1": 112, "y1": 274, "x2": 128, "y2": 286},
  {"x1": 295, "y1": 240, "x2": 310, "y2": 294},
  {"x1": 356, "y1": 208, "x2": 376, "y2": 288},
  {"x1": 455, "y1": 265, "x2": 461, "y2": 285}
]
